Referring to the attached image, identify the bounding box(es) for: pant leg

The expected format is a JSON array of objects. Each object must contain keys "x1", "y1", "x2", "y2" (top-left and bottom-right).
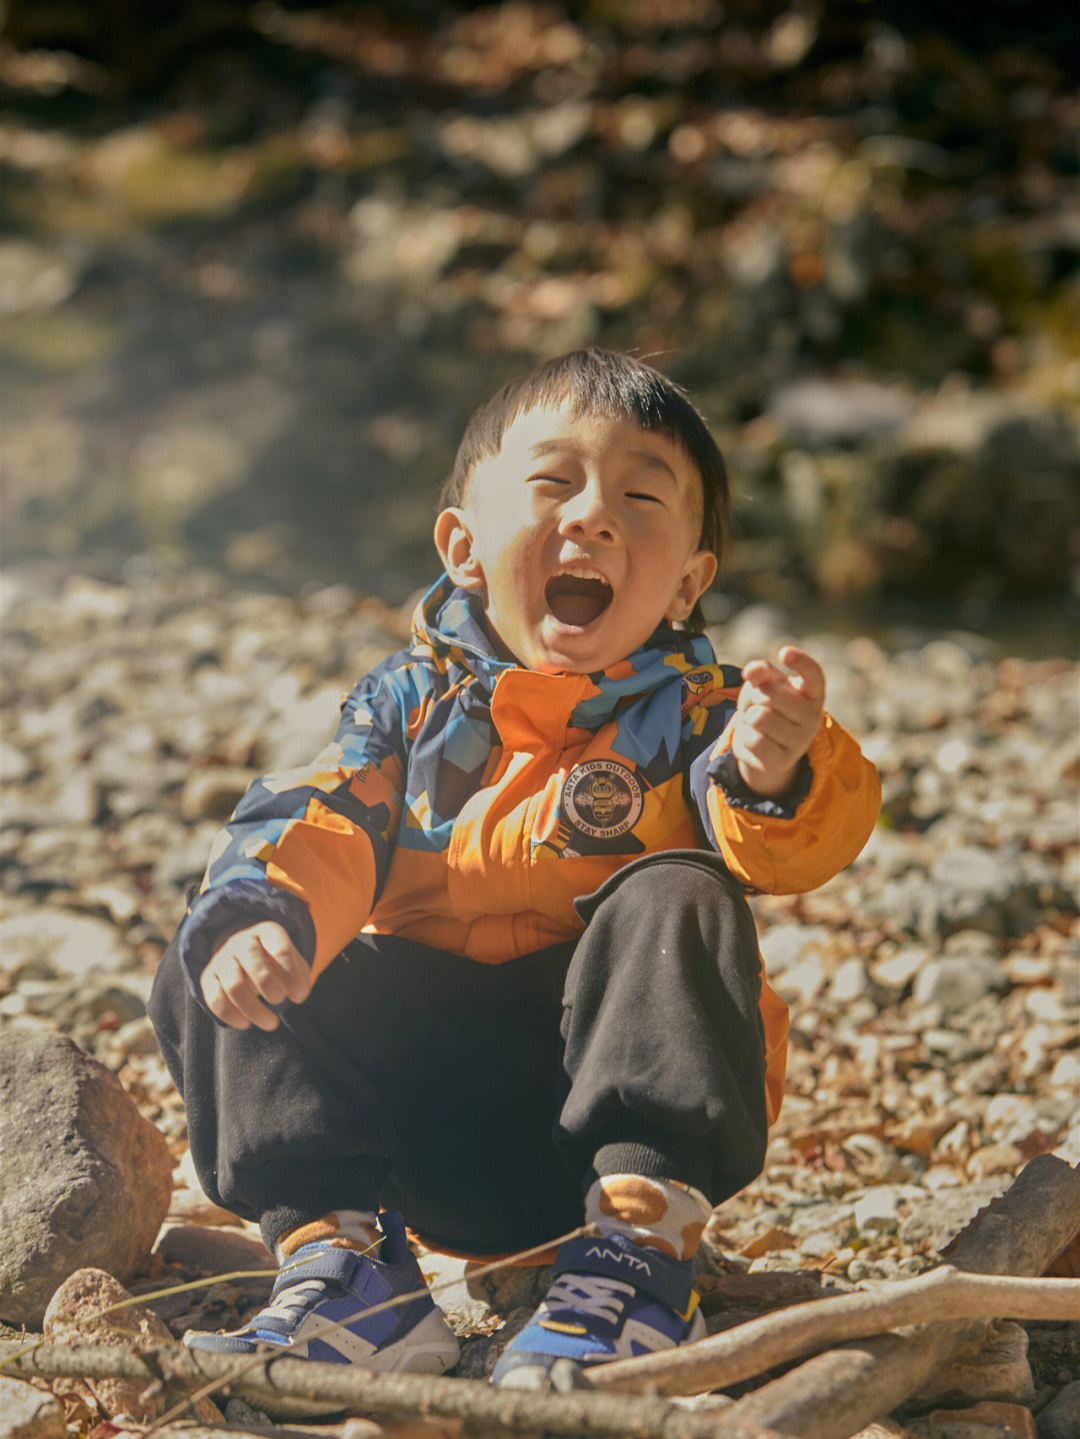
[
  {"x1": 556, "y1": 849, "x2": 769, "y2": 1205},
  {"x1": 150, "y1": 933, "x2": 388, "y2": 1248},
  {"x1": 149, "y1": 849, "x2": 768, "y2": 1254},
  {"x1": 148, "y1": 927, "x2": 582, "y2": 1254}
]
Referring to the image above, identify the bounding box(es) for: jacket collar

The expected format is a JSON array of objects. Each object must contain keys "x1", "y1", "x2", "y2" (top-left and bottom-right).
[{"x1": 410, "y1": 575, "x2": 716, "y2": 722}]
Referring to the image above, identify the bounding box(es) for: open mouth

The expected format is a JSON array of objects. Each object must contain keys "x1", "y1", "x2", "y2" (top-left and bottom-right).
[{"x1": 544, "y1": 571, "x2": 613, "y2": 627}]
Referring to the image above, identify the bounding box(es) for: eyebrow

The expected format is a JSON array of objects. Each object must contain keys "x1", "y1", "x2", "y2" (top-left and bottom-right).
[{"x1": 528, "y1": 439, "x2": 679, "y2": 482}]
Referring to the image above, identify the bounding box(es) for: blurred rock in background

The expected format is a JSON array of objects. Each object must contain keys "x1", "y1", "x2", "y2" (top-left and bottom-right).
[{"x1": 1, "y1": 1, "x2": 1077, "y2": 647}]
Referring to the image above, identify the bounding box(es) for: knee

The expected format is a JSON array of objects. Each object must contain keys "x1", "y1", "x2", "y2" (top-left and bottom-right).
[
  {"x1": 630, "y1": 851, "x2": 747, "y2": 904},
  {"x1": 579, "y1": 850, "x2": 754, "y2": 934}
]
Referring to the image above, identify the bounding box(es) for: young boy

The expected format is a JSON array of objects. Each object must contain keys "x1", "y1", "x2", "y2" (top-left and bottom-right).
[{"x1": 149, "y1": 349, "x2": 880, "y2": 1391}]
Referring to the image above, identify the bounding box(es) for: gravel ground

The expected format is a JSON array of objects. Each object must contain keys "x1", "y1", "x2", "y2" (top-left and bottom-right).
[{"x1": 1, "y1": 561, "x2": 1077, "y2": 1420}]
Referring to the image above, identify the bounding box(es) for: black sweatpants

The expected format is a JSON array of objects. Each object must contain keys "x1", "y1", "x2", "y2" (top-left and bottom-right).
[{"x1": 149, "y1": 850, "x2": 769, "y2": 1255}]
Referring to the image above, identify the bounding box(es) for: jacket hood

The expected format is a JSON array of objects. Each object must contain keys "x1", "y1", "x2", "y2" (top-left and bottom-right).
[{"x1": 410, "y1": 574, "x2": 718, "y2": 722}]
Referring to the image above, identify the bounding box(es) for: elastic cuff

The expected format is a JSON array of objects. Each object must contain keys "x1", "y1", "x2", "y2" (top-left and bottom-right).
[
  {"x1": 178, "y1": 880, "x2": 317, "y2": 1017},
  {"x1": 591, "y1": 1139, "x2": 714, "y2": 1205},
  {"x1": 708, "y1": 749, "x2": 813, "y2": 817},
  {"x1": 249, "y1": 1157, "x2": 384, "y2": 1253}
]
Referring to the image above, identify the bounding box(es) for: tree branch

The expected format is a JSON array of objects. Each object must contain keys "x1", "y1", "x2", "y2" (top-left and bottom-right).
[{"x1": 0, "y1": 1341, "x2": 787, "y2": 1439}]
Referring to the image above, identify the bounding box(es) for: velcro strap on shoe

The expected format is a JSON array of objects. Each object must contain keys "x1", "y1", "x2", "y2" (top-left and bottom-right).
[
  {"x1": 553, "y1": 1235, "x2": 693, "y2": 1314},
  {"x1": 271, "y1": 1246, "x2": 361, "y2": 1296}
]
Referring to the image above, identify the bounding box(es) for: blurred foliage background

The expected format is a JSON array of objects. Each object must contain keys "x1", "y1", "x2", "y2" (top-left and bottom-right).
[{"x1": 1, "y1": 1, "x2": 1077, "y2": 648}]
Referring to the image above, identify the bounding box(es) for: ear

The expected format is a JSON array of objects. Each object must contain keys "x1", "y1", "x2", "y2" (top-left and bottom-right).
[
  {"x1": 434, "y1": 508, "x2": 485, "y2": 591},
  {"x1": 665, "y1": 549, "x2": 718, "y2": 623}
]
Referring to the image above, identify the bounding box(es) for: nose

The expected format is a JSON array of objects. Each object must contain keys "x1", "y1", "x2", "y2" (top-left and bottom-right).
[{"x1": 557, "y1": 480, "x2": 616, "y2": 543}]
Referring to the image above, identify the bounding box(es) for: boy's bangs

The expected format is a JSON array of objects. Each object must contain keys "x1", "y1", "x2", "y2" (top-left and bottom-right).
[{"x1": 495, "y1": 354, "x2": 694, "y2": 456}]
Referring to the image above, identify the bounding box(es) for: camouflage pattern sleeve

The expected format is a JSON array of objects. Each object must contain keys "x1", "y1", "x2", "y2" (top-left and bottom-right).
[{"x1": 176, "y1": 652, "x2": 413, "y2": 995}]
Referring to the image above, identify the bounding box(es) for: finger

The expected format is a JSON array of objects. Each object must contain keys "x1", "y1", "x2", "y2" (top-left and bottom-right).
[
  {"x1": 742, "y1": 651, "x2": 825, "y2": 707},
  {"x1": 738, "y1": 685, "x2": 817, "y2": 742},
  {"x1": 776, "y1": 646, "x2": 826, "y2": 702},
  {"x1": 237, "y1": 947, "x2": 289, "y2": 1008},
  {"x1": 739, "y1": 670, "x2": 823, "y2": 738},
  {"x1": 734, "y1": 718, "x2": 802, "y2": 771},
  {"x1": 252, "y1": 923, "x2": 313, "y2": 1005},
  {"x1": 213, "y1": 954, "x2": 282, "y2": 1030},
  {"x1": 201, "y1": 969, "x2": 253, "y2": 1029},
  {"x1": 739, "y1": 658, "x2": 783, "y2": 689},
  {"x1": 739, "y1": 663, "x2": 807, "y2": 715},
  {"x1": 231, "y1": 982, "x2": 281, "y2": 1030}
]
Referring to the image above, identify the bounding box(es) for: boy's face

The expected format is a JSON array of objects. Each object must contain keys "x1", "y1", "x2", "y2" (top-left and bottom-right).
[{"x1": 434, "y1": 402, "x2": 717, "y2": 673}]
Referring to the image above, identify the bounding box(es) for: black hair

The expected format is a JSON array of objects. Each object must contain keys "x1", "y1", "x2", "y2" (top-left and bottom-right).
[{"x1": 438, "y1": 349, "x2": 728, "y2": 632}]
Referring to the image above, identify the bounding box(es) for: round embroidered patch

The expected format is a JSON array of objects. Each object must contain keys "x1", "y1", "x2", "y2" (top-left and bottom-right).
[{"x1": 562, "y1": 759, "x2": 643, "y2": 839}]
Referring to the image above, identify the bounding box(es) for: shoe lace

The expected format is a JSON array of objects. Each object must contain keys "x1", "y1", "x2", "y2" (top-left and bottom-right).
[
  {"x1": 544, "y1": 1273, "x2": 635, "y2": 1325},
  {"x1": 252, "y1": 1278, "x2": 330, "y2": 1328}
]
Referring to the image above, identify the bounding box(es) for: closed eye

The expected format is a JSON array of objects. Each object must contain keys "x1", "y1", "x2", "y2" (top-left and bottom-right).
[{"x1": 626, "y1": 490, "x2": 664, "y2": 503}]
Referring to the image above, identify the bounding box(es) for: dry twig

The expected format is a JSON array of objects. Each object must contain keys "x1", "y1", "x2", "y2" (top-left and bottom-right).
[
  {"x1": 718, "y1": 1153, "x2": 1080, "y2": 1439},
  {"x1": 588, "y1": 1266, "x2": 1080, "y2": 1396}
]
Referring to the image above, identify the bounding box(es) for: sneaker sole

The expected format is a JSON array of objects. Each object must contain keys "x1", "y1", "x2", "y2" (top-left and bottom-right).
[
  {"x1": 185, "y1": 1307, "x2": 461, "y2": 1420},
  {"x1": 266, "y1": 1314, "x2": 461, "y2": 1422},
  {"x1": 369, "y1": 1307, "x2": 461, "y2": 1375}
]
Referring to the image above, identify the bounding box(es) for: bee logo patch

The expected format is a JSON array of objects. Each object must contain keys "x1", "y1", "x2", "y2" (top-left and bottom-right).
[{"x1": 562, "y1": 760, "x2": 643, "y2": 839}]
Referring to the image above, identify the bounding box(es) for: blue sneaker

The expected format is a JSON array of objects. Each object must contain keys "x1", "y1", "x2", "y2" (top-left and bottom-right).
[
  {"x1": 491, "y1": 1231, "x2": 705, "y2": 1390},
  {"x1": 184, "y1": 1211, "x2": 459, "y2": 1405}
]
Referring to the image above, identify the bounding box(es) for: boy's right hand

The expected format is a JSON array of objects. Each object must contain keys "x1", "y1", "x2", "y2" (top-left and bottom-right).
[{"x1": 199, "y1": 922, "x2": 313, "y2": 1030}]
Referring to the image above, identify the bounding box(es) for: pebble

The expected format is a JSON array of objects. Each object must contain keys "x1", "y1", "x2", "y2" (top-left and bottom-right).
[
  {"x1": 830, "y1": 955, "x2": 873, "y2": 1003},
  {"x1": 853, "y1": 1187, "x2": 901, "y2": 1231},
  {"x1": 871, "y1": 945, "x2": 932, "y2": 991},
  {"x1": 758, "y1": 923, "x2": 836, "y2": 974},
  {"x1": 918, "y1": 1402, "x2": 1036, "y2": 1438},
  {"x1": 913, "y1": 956, "x2": 1004, "y2": 1013},
  {"x1": 1, "y1": 909, "x2": 135, "y2": 982},
  {"x1": 1036, "y1": 1382, "x2": 1080, "y2": 1439},
  {"x1": 153, "y1": 1222, "x2": 274, "y2": 1274},
  {"x1": 1048, "y1": 1052, "x2": 1080, "y2": 1091},
  {"x1": 0, "y1": 1377, "x2": 66, "y2": 1439},
  {"x1": 43, "y1": 1268, "x2": 222, "y2": 1423}
]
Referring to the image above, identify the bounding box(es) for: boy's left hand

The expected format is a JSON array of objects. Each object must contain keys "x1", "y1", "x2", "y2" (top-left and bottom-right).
[{"x1": 732, "y1": 646, "x2": 825, "y2": 799}]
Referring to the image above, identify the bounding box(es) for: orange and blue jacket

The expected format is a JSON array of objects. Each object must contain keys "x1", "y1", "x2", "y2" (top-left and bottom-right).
[{"x1": 179, "y1": 577, "x2": 881, "y2": 1122}]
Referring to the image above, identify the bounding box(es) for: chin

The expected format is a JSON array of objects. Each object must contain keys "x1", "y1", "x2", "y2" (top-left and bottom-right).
[
  {"x1": 524, "y1": 643, "x2": 593, "y2": 673},
  {"x1": 529, "y1": 608, "x2": 640, "y2": 672},
  {"x1": 530, "y1": 655, "x2": 590, "y2": 674}
]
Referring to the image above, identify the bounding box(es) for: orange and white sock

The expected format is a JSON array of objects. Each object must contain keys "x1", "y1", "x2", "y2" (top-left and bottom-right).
[
  {"x1": 275, "y1": 1210, "x2": 382, "y2": 1264},
  {"x1": 584, "y1": 1175, "x2": 712, "y2": 1261}
]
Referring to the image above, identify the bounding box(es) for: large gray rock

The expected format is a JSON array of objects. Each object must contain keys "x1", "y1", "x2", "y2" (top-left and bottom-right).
[
  {"x1": 0, "y1": 1028, "x2": 172, "y2": 1327},
  {"x1": 912, "y1": 954, "x2": 1004, "y2": 1013}
]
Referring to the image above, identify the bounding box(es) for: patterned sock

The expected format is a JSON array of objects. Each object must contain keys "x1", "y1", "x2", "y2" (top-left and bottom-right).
[
  {"x1": 275, "y1": 1209, "x2": 382, "y2": 1263},
  {"x1": 584, "y1": 1174, "x2": 712, "y2": 1261}
]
